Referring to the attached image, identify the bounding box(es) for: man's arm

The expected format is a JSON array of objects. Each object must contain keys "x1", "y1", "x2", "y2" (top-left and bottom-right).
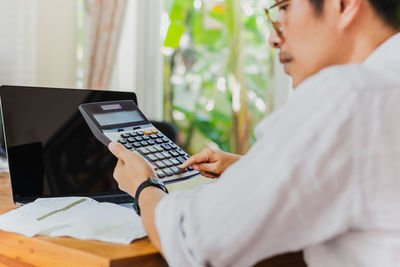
[
  {"x1": 108, "y1": 142, "x2": 166, "y2": 251},
  {"x1": 139, "y1": 187, "x2": 166, "y2": 253}
]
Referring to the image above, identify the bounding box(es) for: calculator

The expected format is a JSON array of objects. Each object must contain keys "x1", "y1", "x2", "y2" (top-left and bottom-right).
[{"x1": 79, "y1": 100, "x2": 199, "y2": 183}]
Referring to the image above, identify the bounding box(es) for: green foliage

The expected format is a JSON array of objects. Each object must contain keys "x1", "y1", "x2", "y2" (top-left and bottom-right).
[
  {"x1": 163, "y1": 0, "x2": 274, "y2": 153},
  {"x1": 164, "y1": 20, "x2": 186, "y2": 48}
]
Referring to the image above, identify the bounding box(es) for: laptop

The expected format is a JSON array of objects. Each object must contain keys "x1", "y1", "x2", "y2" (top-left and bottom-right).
[{"x1": 0, "y1": 85, "x2": 141, "y2": 207}]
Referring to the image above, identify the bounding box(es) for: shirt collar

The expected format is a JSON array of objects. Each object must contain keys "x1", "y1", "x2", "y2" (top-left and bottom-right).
[{"x1": 364, "y1": 32, "x2": 400, "y2": 66}]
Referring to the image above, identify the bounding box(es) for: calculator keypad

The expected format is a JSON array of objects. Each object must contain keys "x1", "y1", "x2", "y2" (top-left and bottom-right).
[{"x1": 112, "y1": 127, "x2": 197, "y2": 182}]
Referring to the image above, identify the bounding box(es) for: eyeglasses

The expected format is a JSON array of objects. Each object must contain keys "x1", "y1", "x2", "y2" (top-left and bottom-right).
[{"x1": 265, "y1": 0, "x2": 290, "y2": 37}]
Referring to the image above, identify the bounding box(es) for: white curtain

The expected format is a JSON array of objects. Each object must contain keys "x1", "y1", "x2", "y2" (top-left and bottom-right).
[
  {"x1": 0, "y1": 0, "x2": 77, "y2": 88},
  {"x1": 94, "y1": 0, "x2": 164, "y2": 120},
  {"x1": 84, "y1": 0, "x2": 127, "y2": 89},
  {"x1": 0, "y1": 0, "x2": 38, "y2": 86}
]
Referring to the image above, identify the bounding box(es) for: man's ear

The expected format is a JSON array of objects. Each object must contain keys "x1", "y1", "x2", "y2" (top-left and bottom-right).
[{"x1": 338, "y1": 0, "x2": 362, "y2": 29}]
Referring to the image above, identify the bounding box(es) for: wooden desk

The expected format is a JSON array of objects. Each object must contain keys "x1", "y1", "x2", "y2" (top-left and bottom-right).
[
  {"x1": 0, "y1": 172, "x2": 306, "y2": 267},
  {"x1": 0, "y1": 172, "x2": 170, "y2": 267}
]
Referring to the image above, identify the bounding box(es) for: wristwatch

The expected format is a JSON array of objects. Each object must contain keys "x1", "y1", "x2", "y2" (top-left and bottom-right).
[{"x1": 133, "y1": 177, "x2": 169, "y2": 216}]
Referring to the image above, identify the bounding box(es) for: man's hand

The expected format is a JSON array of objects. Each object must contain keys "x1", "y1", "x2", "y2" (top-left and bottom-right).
[
  {"x1": 108, "y1": 142, "x2": 156, "y2": 196},
  {"x1": 180, "y1": 147, "x2": 241, "y2": 178}
]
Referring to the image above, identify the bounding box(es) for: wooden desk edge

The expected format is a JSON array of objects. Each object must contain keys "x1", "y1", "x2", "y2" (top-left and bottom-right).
[{"x1": 0, "y1": 230, "x2": 164, "y2": 267}]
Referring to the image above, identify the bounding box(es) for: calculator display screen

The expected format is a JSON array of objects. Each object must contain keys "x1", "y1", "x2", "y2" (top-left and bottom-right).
[{"x1": 93, "y1": 110, "x2": 144, "y2": 126}]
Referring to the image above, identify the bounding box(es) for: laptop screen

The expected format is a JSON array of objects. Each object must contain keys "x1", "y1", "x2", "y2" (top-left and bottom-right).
[{"x1": 0, "y1": 85, "x2": 137, "y2": 203}]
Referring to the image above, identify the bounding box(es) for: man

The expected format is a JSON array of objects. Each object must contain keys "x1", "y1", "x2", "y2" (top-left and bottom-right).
[{"x1": 108, "y1": 0, "x2": 400, "y2": 266}]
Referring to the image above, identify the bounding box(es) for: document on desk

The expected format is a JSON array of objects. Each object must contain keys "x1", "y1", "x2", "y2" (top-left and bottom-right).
[{"x1": 0, "y1": 197, "x2": 147, "y2": 244}]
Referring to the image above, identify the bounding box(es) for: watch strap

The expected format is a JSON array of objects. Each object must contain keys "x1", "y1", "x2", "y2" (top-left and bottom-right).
[{"x1": 133, "y1": 177, "x2": 168, "y2": 216}]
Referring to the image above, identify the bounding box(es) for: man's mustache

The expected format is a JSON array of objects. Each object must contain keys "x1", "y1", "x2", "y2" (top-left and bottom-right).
[{"x1": 279, "y1": 51, "x2": 293, "y2": 64}]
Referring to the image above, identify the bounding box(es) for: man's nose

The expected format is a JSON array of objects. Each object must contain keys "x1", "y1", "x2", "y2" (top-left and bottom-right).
[{"x1": 268, "y1": 29, "x2": 282, "y2": 48}]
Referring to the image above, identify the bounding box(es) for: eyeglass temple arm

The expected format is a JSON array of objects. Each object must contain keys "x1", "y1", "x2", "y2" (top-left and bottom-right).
[{"x1": 264, "y1": 8, "x2": 283, "y2": 37}]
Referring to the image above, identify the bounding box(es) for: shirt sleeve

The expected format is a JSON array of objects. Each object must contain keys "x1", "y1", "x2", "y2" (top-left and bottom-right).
[{"x1": 155, "y1": 69, "x2": 361, "y2": 267}]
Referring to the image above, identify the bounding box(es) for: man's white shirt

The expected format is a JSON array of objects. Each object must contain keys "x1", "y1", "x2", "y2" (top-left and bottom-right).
[{"x1": 155, "y1": 33, "x2": 400, "y2": 267}]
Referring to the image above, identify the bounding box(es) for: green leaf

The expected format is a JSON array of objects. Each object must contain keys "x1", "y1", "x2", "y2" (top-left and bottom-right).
[
  {"x1": 173, "y1": 105, "x2": 193, "y2": 117},
  {"x1": 209, "y1": 9, "x2": 226, "y2": 23},
  {"x1": 169, "y1": 0, "x2": 191, "y2": 22},
  {"x1": 164, "y1": 20, "x2": 186, "y2": 48},
  {"x1": 194, "y1": 119, "x2": 221, "y2": 145},
  {"x1": 192, "y1": 12, "x2": 223, "y2": 46}
]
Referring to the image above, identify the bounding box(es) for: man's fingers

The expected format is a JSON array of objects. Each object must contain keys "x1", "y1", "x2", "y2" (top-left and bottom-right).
[
  {"x1": 180, "y1": 147, "x2": 213, "y2": 169},
  {"x1": 108, "y1": 142, "x2": 131, "y2": 162},
  {"x1": 180, "y1": 153, "x2": 205, "y2": 169},
  {"x1": 199, "y1": 170, "x2": 219, "y2": 179},
  {"x1": 194, "y1": 162, "x2": 219, "y2": 175},
  {"x1": 180, "y1": 156, "x2": 196, "y2": 169}
]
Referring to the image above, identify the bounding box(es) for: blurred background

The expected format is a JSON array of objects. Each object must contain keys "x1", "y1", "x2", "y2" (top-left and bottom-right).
[{"x1": 0, "y1": 0, "x2": 291, "y2": 157}]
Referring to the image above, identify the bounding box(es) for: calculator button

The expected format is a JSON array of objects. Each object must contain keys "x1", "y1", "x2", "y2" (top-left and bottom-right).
[
  {"x1": 170, "y1": 158, "x2": 180, "y2": 165},
  {"x1": 169, "y1": 143, "x2": 177, "y2": 149},
  {"x1": 176, "y1": 149, "x2": 186, "y2": 156},
  {"x1": 153, "y1": 145, "x2": 164, "y2": 152},
  {"x1": 163, "y1": 168, "x2": 174, "y2": 176},
  {"x1": 162, "y1": 137, "x2": 169, "y2": 142},
  {"x1": 147, "y1": 146, "x2": 157, "y2": 153},
  {"x1": 130, "y1": 132, "x2": 138, "y2": 137},
  {"x1": 121, "y1": 133, "x2": 130, "y2": 138},
  {"x1": 171, "y1": 167, "x2": 182, "y2": 174},
  {"x1": 140, "y1": 141, "x2": 148, "y2": 146},
  {"x1": 143, "y1": 129, "x2": 153, "y2": 135},
  {"x1": 154, "y1": 152, "x2": 165, "y2": 160},
  {"x1": 126, "y1": 137, "x2": 134, "y2": 143},
  {"x1": 155, "y1": 139, "x2": 164, "y2": 144},
  {"x1": 176, "y1": 157, "x2": 186, "y2": 164},
  {"x1": 132, "y1": 142, "x2": 141, "y2": 148},
  {"x1": 163, "y1": 159, "x2": 174, "y2": 167},
  {"x1": 118, "y1": 129, "x2": 124, "y2": 132},
  {"x1": 135, "y1": 136, "x2": 143, "y2": 141},
  {"x1": 156, "y1": 170, "x2": 166, "y2": 178},
  {"x1": 188, "y1": 166, "x2": 194, "y2": 171},
  {"x1": 148, "y1": 140, "x2": 155, "y2": 145},
  {"x1": 145, "y1": 154, "x2": 158, "y2": 162},
  {"x1": 155, "y1": 161, "x2": 166, "y2": 168},
  {"x1": 137, "y1": 148, "x2": 150, "y2": 154},
  {"x1": 124, "y1": 143, "x2": 133, "y2": 149},
  {"x1": 137, "y1": 131, "x2": 144, "y2": 136},
  {"x1": 142, "y1": 135, "x2": 150, "y2": 140},
  {"x1": 118, "y1": 139, "x2": 127, "y2": 144},
  {"x1": 161, "y1": 144, "x2": 172, "y2": 150},
  {"x1": 150, "y1": 134, "x2": 158, "y2": 139},
  {"x1": 161, "y1": 151, "x2": 171, "y2": 158},
  {"x1": 157, "y1": 133, "x2": 164, "y2": 138},
  {"x1": 170, "y1": 158, "x2": 181, "y2": 165},
  {"x1": 169, "y1": 150, "x2": 179, "y2": 157}
]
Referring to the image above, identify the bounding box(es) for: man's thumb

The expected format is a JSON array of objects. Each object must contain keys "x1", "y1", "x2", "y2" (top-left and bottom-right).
[{"x1": 108, "y1": 142, "x2": 128, "y2": 160}]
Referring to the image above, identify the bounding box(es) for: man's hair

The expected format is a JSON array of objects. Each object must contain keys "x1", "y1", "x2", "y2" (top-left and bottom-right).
[{"x1": 308, "y1": 0, "x2": 400, "y2": 29}]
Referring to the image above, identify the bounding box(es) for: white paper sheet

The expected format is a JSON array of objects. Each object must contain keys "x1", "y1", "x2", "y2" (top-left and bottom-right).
[{"x1": 0, "y1": 197, "x2": 147, "y2": 244}]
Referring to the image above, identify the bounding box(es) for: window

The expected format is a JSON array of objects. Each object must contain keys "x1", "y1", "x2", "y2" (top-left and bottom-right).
[{"x1": 162, "y1": 0, "x2": 290, "y2": 153}]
